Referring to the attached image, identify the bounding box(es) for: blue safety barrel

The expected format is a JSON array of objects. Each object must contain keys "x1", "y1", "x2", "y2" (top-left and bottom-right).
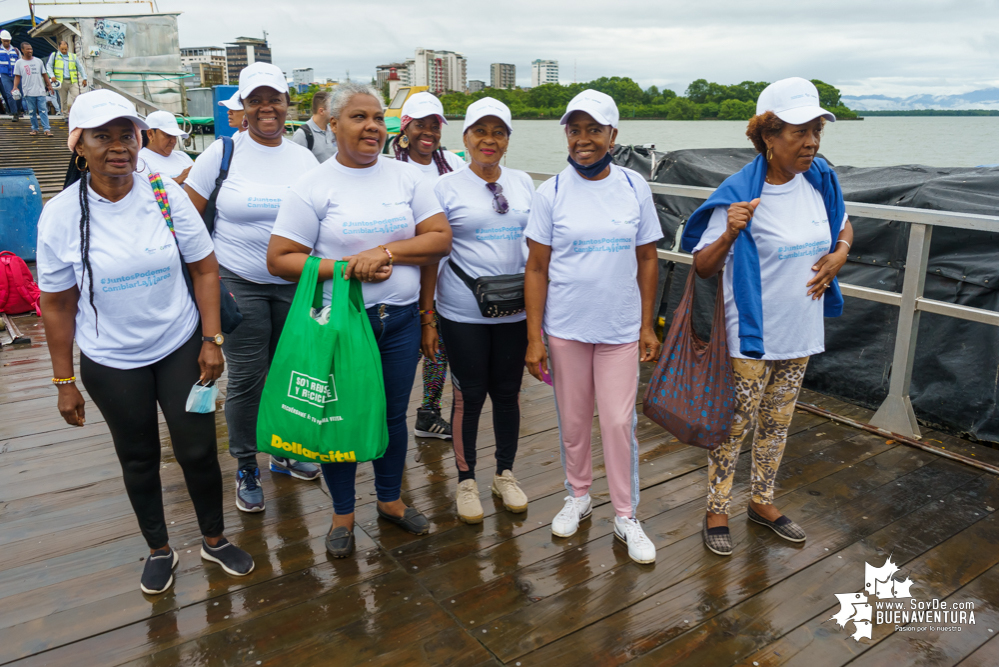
[
  {"x1": 0, "y1": 168, "x2": 43, "y2": 262},
  {"x1": 213, "y1": 84, "x2": 239, "y2": 139}
]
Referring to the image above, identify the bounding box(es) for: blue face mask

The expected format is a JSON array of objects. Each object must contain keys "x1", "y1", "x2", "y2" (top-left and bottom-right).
[
  {"x1": 185, "y1": 381, "x2": 219, "y2": 413},
  {"x1": 567, "y1": 151, "x2": 614, "y2": 179}
]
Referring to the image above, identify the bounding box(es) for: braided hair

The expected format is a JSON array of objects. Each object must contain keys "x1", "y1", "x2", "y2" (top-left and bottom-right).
[
  {"x1": 78, "y1": 172, "x2": 98, "y2": 336},
  {"x1": 392, "y1": 134, "x2": 454, "y2": 176}
]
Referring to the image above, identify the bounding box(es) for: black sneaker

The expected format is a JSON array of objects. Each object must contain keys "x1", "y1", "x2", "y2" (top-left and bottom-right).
[
  {"x1": 140, "y1": 547, "x2": 179, "y2": 594},
  {"x1": 414, "y1": 407, "x2": 452, "y2": 440},
  {"x1": 200, "y1": 537, "x2": 255, "y2": 576}
]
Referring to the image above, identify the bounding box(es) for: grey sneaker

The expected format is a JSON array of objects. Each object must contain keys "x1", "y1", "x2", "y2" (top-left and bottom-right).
[
  {"x1": 747, "y1": 505, "x2": 807, "y2": 542},
  {"x1": 414, "y1": 407, "x2": 452, "y2": 440},
  {"x1": 140, "y1": 547, "x2": 179, "y2": 594},
  {"x1": 200, "y1": 537, "x2": 254, "y2": 576},
  {"x1": 270, "y1": 456, "x2": 321, "y2": 481},
  {"x1": 235, "y1": 467, "x2": 265, "y2": 513}
]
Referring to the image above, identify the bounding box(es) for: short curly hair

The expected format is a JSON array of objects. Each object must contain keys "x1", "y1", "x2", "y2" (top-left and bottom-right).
[
  {"x1": 746, "y1": 111, "x2": 826, "y2": 154},
  {"x1": 745, "y1": 111, "x2": 785, "y2": 154}
]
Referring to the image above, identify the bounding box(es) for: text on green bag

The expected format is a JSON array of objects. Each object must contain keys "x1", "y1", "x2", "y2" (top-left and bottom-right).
[
  {"x1": 270, "y1": 434, "x2": 356, "y2": 463},
  {"x1": 288, "y1": 370, "x2": 338, "y2": 407}
]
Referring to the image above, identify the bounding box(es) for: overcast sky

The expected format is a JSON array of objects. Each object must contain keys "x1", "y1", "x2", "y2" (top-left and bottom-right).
[{"x1": 6, "y1": 0, "x2": 997, "y2": 97}]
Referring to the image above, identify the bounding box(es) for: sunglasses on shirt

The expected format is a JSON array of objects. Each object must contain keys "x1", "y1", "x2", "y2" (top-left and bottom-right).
[{"x1": 486, "y1": 182, "x2": 509, "y2": 214}]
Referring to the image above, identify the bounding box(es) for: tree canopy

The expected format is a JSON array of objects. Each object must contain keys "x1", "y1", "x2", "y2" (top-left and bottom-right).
[{"x1": 434, "y1": 76, "x2": 856, "y2": 121}]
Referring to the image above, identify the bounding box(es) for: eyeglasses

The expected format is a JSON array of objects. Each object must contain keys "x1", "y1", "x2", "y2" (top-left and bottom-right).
[{"x1": 486, "y1": 182, "x2": 509, "y2": 215}]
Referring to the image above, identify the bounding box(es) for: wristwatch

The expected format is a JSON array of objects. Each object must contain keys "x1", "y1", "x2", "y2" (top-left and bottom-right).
[{"x1": 203, "y1": 333, "x2": 224, "y2": 346}]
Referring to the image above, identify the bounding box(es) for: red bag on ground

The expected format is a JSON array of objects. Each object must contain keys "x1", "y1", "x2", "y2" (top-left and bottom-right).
[
  {"x1": 643, "y1": 263, "x2": 735, "y2": 450},
  {"x1": 0, "y1": 251, "x2": 42, "y2": 316}
]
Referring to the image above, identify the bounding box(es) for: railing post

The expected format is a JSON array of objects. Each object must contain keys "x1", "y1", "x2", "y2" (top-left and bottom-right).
[{"x1": 870, "y1": 222, "x2": 933, "y2": 438}]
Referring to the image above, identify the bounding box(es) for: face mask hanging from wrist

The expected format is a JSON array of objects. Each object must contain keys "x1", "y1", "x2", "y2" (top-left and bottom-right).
[
  {"x1": 186, "y1": 380, "x2": 219, "y2": 413},
  {"x1": 567, "y1": 151, "x2": 614, "y2": 178}
]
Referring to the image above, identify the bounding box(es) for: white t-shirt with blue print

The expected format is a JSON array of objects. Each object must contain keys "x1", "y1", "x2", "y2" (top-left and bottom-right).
[
  {"x1": 434, "y1": 165, "x2": 534, "y2": 324},
  {"x1": 525, "y1": 164, "x2": 663, "y2": 345},
  {"x1": 693, "y1": 173, "x2": 839, "y2": 360}
]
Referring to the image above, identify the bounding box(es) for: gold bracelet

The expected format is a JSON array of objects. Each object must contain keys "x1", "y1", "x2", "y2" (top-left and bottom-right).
[{"x1": 52, "y1": 376, "x2": 76, "y2": 385}]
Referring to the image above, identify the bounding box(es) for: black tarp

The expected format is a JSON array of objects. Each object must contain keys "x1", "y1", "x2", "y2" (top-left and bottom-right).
[{"x1": 612, "y1": 145, "x2": 999, "y2": 443}]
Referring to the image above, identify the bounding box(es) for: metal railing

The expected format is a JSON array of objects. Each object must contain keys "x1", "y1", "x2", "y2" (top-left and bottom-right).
[{"x1": 526, "y1": 170, "x2": 999, "y2": 440}]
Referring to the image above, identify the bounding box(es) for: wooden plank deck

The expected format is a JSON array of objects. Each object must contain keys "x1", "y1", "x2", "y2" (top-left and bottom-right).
[{"x1": 3, "y1": 313, "x2": 999, "y2": 666}]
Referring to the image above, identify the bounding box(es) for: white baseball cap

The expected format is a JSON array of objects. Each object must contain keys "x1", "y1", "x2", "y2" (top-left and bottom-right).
[
  {"x1": 238, "y1": 62, "x2": 288, "y2": 99},
  {"x1": 401, "y1": 92, "x2": 447, "y2": 125},
  {"x1": 559, "y1": 89, "x2": 619, "y2": 128},
  {"x1": 218, "y1": 90, "x2": 243, "y2": 111},
  {"x1": 463, "y1": 97, "x2": 513, "y2": 134},
  {"x1": 0, "y1": 30, "x2": 11, "y2": 40},
  {"x1": 69, "y1": 89, "x2": 148, "y2": 133},
  {"x1": 145, "y1": 110, "x2": 188, "y2": 138},
  {"x1": 756, "y1": 77, "x2": 835, "y2": 124}
]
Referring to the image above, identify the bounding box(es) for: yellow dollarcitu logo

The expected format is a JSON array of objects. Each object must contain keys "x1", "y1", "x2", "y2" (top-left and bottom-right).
[{"x1": 270, "y1": 434, "x2": 356, "y2": 463}]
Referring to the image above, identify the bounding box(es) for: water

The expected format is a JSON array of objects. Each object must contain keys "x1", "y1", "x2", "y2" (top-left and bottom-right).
[{"x1": 439, "y1": 116, "x2": 999, "y2": 173}]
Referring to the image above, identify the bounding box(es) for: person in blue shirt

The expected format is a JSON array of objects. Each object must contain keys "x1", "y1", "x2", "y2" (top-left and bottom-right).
[{"x1": 0, "y1": 30, "x2": 22, "y2": 120}]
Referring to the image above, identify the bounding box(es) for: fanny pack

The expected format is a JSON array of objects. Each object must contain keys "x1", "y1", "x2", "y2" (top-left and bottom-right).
[{"x1": 448, "y1": 261, "x2": 524, "y2": 318}]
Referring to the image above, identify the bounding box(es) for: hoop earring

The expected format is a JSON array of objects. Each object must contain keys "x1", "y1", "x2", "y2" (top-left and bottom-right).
[
  {"x1": 766, "y1": 147, "x2": 772, "y2": 161},
  {"x1": 241, "y1": 118, "x2": 249, "y2": 130},
  {"x1": 399, "y1": 134, "x2": 409, "y2": 149},
  {"x1": 75, "y1": 155, "x2": 88, "y2": 171},
  {"x1": 135, "y1": 158, "x2": 147, "y2": 173}
]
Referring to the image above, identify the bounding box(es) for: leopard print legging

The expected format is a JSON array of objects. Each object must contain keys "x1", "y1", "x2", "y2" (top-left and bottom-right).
[{"x1": 706, "y1": 356, "x2": 809, "y2": 515}]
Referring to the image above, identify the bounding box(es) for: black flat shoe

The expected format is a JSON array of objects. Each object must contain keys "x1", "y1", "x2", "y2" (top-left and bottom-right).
[
  {"x1": 747, "y1": 505, "x2": 807, "y2": 542},
  {"x1": 377, "y1": 506, "x2": 430, "y2": 535},
  {"x1": 325, "y1": 526, "x2": 355, "y2": 558},
  {"x1": 140, "y1": 547, "x2": 179, "y2": 594},
  {"x1": 702, "y1": 516, "x2": 733, "y2": 556}
]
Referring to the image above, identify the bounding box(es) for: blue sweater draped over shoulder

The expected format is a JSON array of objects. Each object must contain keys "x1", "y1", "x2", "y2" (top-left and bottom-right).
[{"x1": 679, "y1": 153, "x2": 845, "y2": 359}]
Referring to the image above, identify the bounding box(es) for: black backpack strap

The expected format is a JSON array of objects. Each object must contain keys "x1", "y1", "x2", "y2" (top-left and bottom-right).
[
  {"x1": 301, "y1": 123, "x2": 314, "y2": 151},
  {"x1": 201, "y1": 135, "x2": 234, "y2": 236},
  {"x1": 447, "y1": 260, "x2": 477, "y2": 291}
]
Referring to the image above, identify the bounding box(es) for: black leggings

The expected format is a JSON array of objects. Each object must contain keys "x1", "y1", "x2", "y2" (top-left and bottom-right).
[
  {"x1": 80, "y1": 330, "x2": 224, "y2": 549},
  {"x1": 439, "y1": 317, "x2": 528, "y2": 482}
]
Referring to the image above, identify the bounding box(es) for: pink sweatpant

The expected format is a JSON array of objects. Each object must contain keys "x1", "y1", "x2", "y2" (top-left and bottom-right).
[{"x1": 548, "y1": 336, "x2": 641, "y2": 518}]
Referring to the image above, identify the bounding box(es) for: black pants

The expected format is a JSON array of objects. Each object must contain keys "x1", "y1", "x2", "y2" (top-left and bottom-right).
[
  {"x1": 80, "y1": 330, "x2": 224, "y2": 549},
  {"x1": 439, "y1": 317, "x2": 528, "y2": 482}
]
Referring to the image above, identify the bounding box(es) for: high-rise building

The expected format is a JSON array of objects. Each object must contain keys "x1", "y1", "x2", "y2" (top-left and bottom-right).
[
  {"x1": 531, "y1": 59, "x2": 559, "y2": 87},
  {"x1": 468, "y1": 80, "x2": 485, "y2": 93},
  {"x1": 225, "y1": 36, "x2": 272, "y2": 84},
  {"x1": 293, "y1": 68, "x2": 314, "y2": 92},
  {"x1": 490, "y1": 63, "x2": 516, "y2": 90},
  {"x1": 180, "y1": 46, "x2": 228, "y2": 86},
  {"x1": 412, "y1": 48, "x2": 467, "y2": 94}
]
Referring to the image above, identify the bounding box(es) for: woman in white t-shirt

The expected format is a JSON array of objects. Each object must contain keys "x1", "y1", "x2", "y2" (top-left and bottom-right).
[
  {"x1": 36, "y1": 90, "x2": 254, "y2": 596},
  {"x1": 429, "y1": 97, "x2": 534, "y2": 524},
  {"x1": 268, "y1": 82, "x2": 452, "y2": 559},
  {"x1": 392, "y1": 92, "x2": 466, "y2": 442},
  {"x1": 524, "y1": 90, "x2": 662, "y2": 565},
  {"x1": 138, "y1": 110, "x2": 194, "y2": 184},
  {"x1": 685, "y1": 78, "x2": 854, "y2": 556},
  {"x1": 184, "y1": 63, "x2": 321, "y2": 513}
]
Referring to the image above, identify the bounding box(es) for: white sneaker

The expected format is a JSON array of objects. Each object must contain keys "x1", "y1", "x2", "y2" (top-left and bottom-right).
[
  {"x1": 491, "y1": 470, "x2": 528, "y2": 513},
  {"x1": 551, "y1": 494, "x2": 591, "y2": 538},
  {"x1": 456, "y1": 479, "x2": 484, "y2": 524},
  {"x1": 614, "y1": 516, "x2": 656, "y2": 564}
]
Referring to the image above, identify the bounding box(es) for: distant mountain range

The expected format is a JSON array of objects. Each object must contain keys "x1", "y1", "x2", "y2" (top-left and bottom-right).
[{"x1": 843, "y1": 88, "x2": 999, "y2": 111}]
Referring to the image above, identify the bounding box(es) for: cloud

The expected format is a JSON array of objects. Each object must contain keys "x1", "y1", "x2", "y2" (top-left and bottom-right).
[{"x1": 8, "y1": 0, "x2": 996, "y2": 96}]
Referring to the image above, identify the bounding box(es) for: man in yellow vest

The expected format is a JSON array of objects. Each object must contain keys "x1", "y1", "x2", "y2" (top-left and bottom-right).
[{"x1": 46, "y1": 41, "x2": 87, "y2": 115}]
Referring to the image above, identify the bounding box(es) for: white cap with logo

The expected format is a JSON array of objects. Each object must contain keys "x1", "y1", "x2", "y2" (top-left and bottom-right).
[
  {"x1": 463, "y1": 97, "x2": 513, "y2": 134},
  {"x1": 145, "y1": 110, "x2": 188, "y2": 138},
  {"x1": 0, "y1": 30, "x2": 11, "y2": 40},
  {"x1": 401, "y1": 92, "x2": 448, "y2": 125},
  {"x1": 238, "y1": 62, "x2": 289, "y2": 100},
  {"x1": 69, "y1": 89, "x2": 148, "y2": 133},
  {"x1": 218, "y1": 90, "x2": 243, "y2": 111},
  {"x1": 560, "y1": 89, "x2": 620, "y2": 129},
  {"x1": 756, "y1": 77, "x2": 835, "y2": 124}
]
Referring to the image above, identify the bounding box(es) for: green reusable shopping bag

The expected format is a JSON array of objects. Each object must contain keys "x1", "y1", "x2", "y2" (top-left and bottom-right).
[{"x1": 256, "y1": 257, "x2": 388, "y2": 464}]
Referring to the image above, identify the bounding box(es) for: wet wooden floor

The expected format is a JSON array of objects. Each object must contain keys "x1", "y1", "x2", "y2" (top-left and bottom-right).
[{"x1": 3, "y1": 313, "x2": 999, "y2": 666}]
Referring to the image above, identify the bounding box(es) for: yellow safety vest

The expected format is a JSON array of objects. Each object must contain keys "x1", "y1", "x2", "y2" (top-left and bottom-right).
[{"x1": 52, "y1": 53, "x2": 78, "y2": 83}]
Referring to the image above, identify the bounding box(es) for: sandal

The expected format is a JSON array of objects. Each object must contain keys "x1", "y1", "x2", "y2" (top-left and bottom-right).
[
  {"x1": 44, "y1": 131, "x2": 53, "y2": 137},
  {"x1": 28, "y1": 131, "x2": 37, "y2": 136}
]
